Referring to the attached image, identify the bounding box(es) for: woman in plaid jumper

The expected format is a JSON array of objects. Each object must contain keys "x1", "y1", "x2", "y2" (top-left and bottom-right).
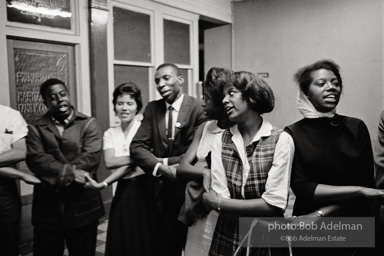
[{"x1": 202, "y1": 71, "x2": 294, "y2": 256}]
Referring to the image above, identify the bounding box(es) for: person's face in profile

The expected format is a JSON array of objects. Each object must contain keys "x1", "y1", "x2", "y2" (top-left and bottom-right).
[
  {"x1": 43, "y1": 83, "x2": 72, "y2": 119},
  {"x1": 202, "y1": 86, "x2": 216, "y2": 119},
  {"x1": 306, "y1": 69, "x2": 341, "y2": 113},
  {"x1": 155, "y1": 66, "x2": 183, "y2": 104}
]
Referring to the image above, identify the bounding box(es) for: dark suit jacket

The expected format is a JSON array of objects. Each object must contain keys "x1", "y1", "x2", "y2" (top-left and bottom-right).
[
  {"x1": 130, "y1": 94, "x2": 205, "y2": 256},
  {"x1": 130, "y1": 94, "x2": 206, "y2": 174}
]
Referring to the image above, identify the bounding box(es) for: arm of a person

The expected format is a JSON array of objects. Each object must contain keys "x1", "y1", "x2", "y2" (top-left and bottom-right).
[
  {"x1": 167, "y1": 155, "x2": 184, "y2": 166},
  {"x1": 203, "y1": 190, "x2": 282, "y2": 217},
  {"x1": 262, "y1": 132, "x2": 295, "y2": 211},
  {"x1": 203, "y1": 132, "x2": 295, "y2": 217},
  {"x1": 85, "y1": 166, "x2": 132, "y2": 190},
  {"x1": 0, "y1": 166, "x2": 41, "y2": 184},
  {"x1": 71, "y1": 118, "x2": 103, "y2": 174},
  {"x1": 130, "y1": 104, "x2": 162, "y2": 174},
  {"x1": 168, "y1": 100, "x2": 206, "y2": 167},
  {"x1": 284, "y1": 127, "x2": 319, "y2": 205},
  {"x1": 194, "y1": 100, "x2": 207, "y2": 128},
  {"x1": 104, "y1": 148, "x2": 132, "y2": 169},
  {"x1": 177, "y1": 123, "x2": 206, "y2": 180},
  {"x1": 102, "y1": 148, "x2": 134, "y2": 185},
  {"x1": 0, "y1": 138, "x2": 26, "y2": 167},
  {"x1": 282, "y1": 131, "x2": 373, "y2": 206},
  {"x1": 0, "y1": 109, "x2": 28, "y2": 166},
  {"x1": 26, "y1": 125, "x2": 74, "y2": 186},
  {"x1": 314, "y1": 121, "x2": 377, "y2": 204}
]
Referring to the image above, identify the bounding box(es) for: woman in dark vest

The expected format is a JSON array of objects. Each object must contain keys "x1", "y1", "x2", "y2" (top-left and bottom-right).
[
  {"x1": 285, "y1": 59, "x2": 384, "y2": 256},
  {"x1": 202, "y1": 71, "x2": 294, "y2": 256}
]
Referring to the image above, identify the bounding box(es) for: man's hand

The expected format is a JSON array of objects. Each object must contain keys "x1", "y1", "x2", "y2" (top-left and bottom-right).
[
  {"x1": 158, "y1": 164, "x2": 177, "y2": 183},
  {"x1": 73, "y1": 166, "x2": 88, "y2": 184}
]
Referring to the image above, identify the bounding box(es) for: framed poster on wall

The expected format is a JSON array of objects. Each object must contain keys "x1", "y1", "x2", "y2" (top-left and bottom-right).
[
  {"x1": 6, "y1": 0, "x2": 72, "y2": 29},
  {"x1": 7, "y1": 39, "x2": 76, "y2": 124}
]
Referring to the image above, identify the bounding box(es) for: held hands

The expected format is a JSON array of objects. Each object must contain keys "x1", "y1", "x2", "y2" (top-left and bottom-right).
[
  {"x1": 83, "y1": 174, "x2": 104, "y2": 190},
  {"x1": 158, "y1": 164, "x2": 178, "y2": 183},
  {"x1": 360, "y1": 187, "x2": 384, "y2": 199},
  {"x1": 73, "y1": 165, "x2": 88, "y2": 184},
  {"x1": 202, "y1": 189, "x2": 219, "y2": 212}
]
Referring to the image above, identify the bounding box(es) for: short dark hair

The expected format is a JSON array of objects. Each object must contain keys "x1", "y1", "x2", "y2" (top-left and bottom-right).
[
  {"x1": 294, "y1": 59, "x2": 343, "y2": 94},
  {"x1": 232, "y1": 71, "x2": 274, "y2": 114},
  {"x1": 112, "y1": 82, "x2": 143, "y2": 114},
  {"x1": 40, "y1": 78, "x2": 67, "y2": 100},
  {"x1": 156, "y1": 63, "x2": 181, "y2": 76},
  {"x1": 204, "y1": 67, "x2": 232, "y2": 105}
]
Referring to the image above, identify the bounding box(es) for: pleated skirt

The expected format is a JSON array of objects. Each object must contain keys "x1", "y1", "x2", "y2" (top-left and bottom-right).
[{"x1": 105, "y1": 176, "x2": 156, "y2": 256}]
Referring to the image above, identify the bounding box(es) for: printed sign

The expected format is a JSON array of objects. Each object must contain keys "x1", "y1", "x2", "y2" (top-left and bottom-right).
[
  {"x1": 13, "y1": 48, "x2": 69, "y2": 123},
  {"x1": 7, "y1": 0, "x2": 72, "y2": 29}
]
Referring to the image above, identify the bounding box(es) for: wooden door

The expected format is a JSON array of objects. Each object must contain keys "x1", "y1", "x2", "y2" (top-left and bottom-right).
[{"x1": 7, "y1": 39, "x2": 76, "y2": 244}]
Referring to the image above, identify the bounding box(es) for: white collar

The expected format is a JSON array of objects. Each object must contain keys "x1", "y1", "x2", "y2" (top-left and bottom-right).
[
  {"x1": 166, "y1": 94, "x2": 184, "y2": 112},
  {"x1": 229, "y1": 118, "x2": 272, "y2": 144},
  {"x1": 208, "y1": 120, "x2": 223, "y2": 134}
]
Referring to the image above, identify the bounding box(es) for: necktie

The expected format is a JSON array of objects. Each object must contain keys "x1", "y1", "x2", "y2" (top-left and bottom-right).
[
  {"x1": 167, "y1": 106, "x2": 174, "y2": 140},
  {"x1": 167, "y1": 106, "x2": 174, "y2": 154}
]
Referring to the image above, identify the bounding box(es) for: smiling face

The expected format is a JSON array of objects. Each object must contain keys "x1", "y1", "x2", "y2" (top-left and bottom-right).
[
  {"x1": 306, "y1": 69, "x2": 341, "y2": 112},
  {"x1": 115, "y1": 94, "x2": 137, "y2": 124},
  {"x1": 154, "y1": 66, "x2": 183, "y2": 104},
  {"x1": 43, "y1": 83, "x2": 72, "y2": 120},
  {"x1": 222, "y1": 83, "x2": 249, "y2": 123}
]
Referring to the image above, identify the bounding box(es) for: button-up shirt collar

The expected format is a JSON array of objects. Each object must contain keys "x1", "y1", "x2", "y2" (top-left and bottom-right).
[{"x1": 165, "y1": 94, "x2": 184, "y2": 112}]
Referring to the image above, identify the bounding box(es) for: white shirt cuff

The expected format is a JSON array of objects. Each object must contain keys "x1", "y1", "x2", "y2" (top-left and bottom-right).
[{"x1": 153, "y1": 162, "x2": 161, "y2": 177}]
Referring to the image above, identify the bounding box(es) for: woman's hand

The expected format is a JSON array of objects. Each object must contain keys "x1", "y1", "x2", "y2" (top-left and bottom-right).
[
  {"x1": 202, "y1": 189, "x2": 219, "y2": 211},
  {"x1": 84, "y1": 174, "x2": 105, "y2": 190},
  {"x1": 21, "y1": 173, "x2": 41, "y2": 185},
  {"x1": 360, "y1": 187, "x2": 384, "y2": 199},
  {"x1": 202, "y1": 168, "x2": 211, "y2": 192}
]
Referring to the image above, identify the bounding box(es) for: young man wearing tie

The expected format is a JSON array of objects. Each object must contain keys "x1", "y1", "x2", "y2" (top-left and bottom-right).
[{"x1": 130, "y1": 63, "x2": 206, "y2": 256}]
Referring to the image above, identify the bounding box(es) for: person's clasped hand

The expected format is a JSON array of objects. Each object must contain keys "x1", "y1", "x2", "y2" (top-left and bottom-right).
[{"x1": 202, "y1": 189, "x2": 219, "y2": 212}]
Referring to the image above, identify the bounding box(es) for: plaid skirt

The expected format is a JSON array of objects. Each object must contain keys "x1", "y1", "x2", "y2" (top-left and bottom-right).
[{"x1": 209, "y1": 214, "x2": 287, "y2": 256}]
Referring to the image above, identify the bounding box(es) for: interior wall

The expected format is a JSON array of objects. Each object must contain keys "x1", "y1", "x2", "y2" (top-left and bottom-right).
[
  {"x1": 233, "y1": 0, "x2": 384, "y2": 142},
  {"x1": 205, "y1": 24, "x2": 232, "y2": 75}
]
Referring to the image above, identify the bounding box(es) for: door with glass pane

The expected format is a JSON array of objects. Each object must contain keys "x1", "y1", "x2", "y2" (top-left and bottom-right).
[
  {"x1": 109, "y1": 1, "x2": 198, "y2": 125},
  {"x1": 7, "y1": 38, "x2": 76, "y2": 244}
]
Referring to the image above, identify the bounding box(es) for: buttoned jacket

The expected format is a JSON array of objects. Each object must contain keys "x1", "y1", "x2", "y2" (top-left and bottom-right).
[{"x1": 26, "y1": 110, "x2": 105, "y2": 229}]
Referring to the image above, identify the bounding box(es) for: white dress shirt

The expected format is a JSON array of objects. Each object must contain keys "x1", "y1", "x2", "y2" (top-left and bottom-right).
[{"x1": 153, "y1": 94, "x2": 185, "y2": 176}]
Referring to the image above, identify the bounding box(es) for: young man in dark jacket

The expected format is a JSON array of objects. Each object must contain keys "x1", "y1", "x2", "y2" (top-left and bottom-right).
[{"x1": 26, "y1": 78, "x2": 105, "y2": 256}]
